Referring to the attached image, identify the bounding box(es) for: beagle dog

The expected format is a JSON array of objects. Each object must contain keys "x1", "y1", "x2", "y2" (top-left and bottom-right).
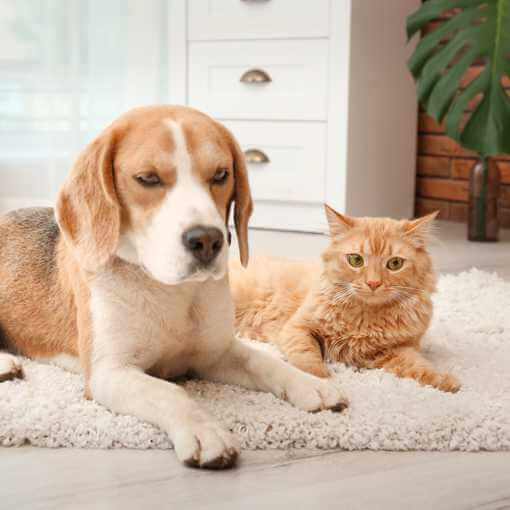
[{"x1": 0, "y1": 106, "x2": 347, "y2": 468}]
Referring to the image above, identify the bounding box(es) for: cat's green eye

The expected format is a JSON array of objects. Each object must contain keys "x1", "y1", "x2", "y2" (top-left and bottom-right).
[
  {"x1": 386, "y1": 257, "x2": 404, "y2": 271},
  {"x1": 347, "y1": 253, "x2": 364, "y2": 268}
]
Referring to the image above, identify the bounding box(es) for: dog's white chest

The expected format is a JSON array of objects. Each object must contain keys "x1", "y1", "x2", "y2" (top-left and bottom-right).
[{"x1": 89, "y1": 267, "x2": 234, "y2": 378}]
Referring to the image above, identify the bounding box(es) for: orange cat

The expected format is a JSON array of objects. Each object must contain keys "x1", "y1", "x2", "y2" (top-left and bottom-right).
[{"x1": 230, "y1": 205, "x2": 459, "y2": 393}]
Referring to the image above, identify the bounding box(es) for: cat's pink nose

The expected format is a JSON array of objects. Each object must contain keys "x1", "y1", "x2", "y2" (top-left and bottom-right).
[{"x1": 367, "y1": 280, "x2": 382, "y2": 291}]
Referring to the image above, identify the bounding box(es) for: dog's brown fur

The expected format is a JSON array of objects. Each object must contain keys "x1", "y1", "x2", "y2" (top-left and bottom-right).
[
  {"x1": 0, "y1": 106, "x2": 252, "y2": 387},
  {"x1": 0, "y1": 106, "x2": 351, "y2": 469},
  {"x1": 0, "y1": 208, "x2": 79, "y2": 360}
]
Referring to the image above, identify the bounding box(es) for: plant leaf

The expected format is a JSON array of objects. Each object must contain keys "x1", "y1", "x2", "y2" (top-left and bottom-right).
[
  {"x1": 416, "y1": 25, "x2": 478, "y2": 105},
  {"x1": 408, "y1": 8, "x2": 478, "y2": 79},
  {"x1": 407, "y1": 0, "x2": 510, "y2": 157},
  {"x1": 407, "y1": 0, "x2": 483, "y2": 39},
  {"x1": 427, "y1": 47, "x2": 480, "y2": 121}
]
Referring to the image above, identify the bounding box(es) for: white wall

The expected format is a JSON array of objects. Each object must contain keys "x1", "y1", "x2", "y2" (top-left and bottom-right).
[
  {"x1": 345, "y1": 0, "x2": 420, "y2": 219},
  {"x1": 0, "y1": 0, "x2": 174, "y2": 212}
]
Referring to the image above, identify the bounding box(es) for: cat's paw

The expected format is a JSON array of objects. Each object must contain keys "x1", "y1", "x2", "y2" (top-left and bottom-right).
[
  {"x1": 435, "y1": 373, "x2": 461, "y2": 393},
  {"x1": 284, "y1": 373, "x2": 348, "y2": 413},
  {"x1": 417, "y1": 369, "x2": 460, "y2": 393}
]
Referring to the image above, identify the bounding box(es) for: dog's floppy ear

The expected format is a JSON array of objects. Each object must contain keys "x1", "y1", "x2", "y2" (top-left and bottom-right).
[
  {"x1": 222, "y1": 128, "x2": 253, "y2": 267},
  {"x1": 56, "y1": 129, "x2": 121, "y2": 271}
]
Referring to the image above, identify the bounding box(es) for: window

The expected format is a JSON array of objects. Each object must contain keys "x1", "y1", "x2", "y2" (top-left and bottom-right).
[{"x1": 0, "y1": 0, "x2": 173, "y2": 210}]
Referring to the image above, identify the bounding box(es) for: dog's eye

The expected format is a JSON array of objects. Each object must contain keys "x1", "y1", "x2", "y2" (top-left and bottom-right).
[
  {"x1": 211, "y1": 168, "x2": 229, "y2": 185},
  {"x1": 135, "y1": 173, "x2": 161, "y2": 187}
]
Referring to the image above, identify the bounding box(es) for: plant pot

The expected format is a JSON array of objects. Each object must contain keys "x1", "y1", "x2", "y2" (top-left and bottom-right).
[{"x1": 468, "y1": 157, "x2": 500, "y2": 242}]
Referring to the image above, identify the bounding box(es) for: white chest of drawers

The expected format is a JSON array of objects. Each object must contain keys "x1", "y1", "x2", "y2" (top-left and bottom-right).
[{"x1": 170, "y1": 0, "x2": 420, "y2": 232}]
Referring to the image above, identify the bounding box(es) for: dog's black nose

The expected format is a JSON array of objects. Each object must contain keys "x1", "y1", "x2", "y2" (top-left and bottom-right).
[{"x1": 182, "y1": 226, "x2": 224, "y2": 265}]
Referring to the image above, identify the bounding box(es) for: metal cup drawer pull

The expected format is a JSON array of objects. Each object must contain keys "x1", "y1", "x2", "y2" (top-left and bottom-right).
[
  {"x1": 244, "y1": 148, "x2": 270, "y2": 164},
  {"x1": 240, "y1": 69, "x2": 272, "y2": 84}
]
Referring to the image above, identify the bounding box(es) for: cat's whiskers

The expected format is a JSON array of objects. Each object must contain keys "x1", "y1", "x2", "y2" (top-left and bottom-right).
[
  {"x1": 392, "y1": 285, "x2": 426, "y2": 295},
  {"x1": 393, "y1": 289, "x2": 413, "y2": 302},
  {"x1": 393, "y1": 291, "x2": 421, "y2": 317},
  {"x1": 318, "y1": 276, "x2": 357, "y2": 305},
  {"x1": 332, "y1": 287, "x2": 356, "y2": 304}
]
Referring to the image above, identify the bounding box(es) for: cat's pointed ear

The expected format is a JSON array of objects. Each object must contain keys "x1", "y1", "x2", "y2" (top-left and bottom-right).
[
  {"x1": 325, "y1": 204, "x2": 355, "y2": 237},
  {"x1": 402, "y1": 211, "x2": 438, "y2": 248}
]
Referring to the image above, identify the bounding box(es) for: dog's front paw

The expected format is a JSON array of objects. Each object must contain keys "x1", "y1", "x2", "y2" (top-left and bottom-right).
[
  {"x1": 284, "y1": 373, "x2": 348, "y2": 413},
  {"x1": 172, "y1": 412, "x2": 240, "y2": 469},
  {"x1": 0, "y1": 353, "x2": 23, "y2": 383}
]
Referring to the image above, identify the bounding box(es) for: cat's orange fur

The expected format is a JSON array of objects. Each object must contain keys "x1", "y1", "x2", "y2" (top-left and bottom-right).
[{"x1": 230, "y1": 205, "x2": 460, "y2": 393}]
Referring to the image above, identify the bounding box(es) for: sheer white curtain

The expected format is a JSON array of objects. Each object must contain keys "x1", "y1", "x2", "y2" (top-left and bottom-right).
[{"x1": 0, "y1": 0, "x2": 172, "y2": 211}]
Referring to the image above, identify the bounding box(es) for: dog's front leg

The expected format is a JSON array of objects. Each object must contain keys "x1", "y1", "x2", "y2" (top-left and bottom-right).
[
  {"x1": 89, "y1": 365, "x2": 239, "y2": 469},
  {"x1": 198, "y1": 340, "x2": 348, "y2": 412}
]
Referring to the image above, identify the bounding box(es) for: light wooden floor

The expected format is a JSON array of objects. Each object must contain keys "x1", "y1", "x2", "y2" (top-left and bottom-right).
[{"x1": 1, "y1": 221, "x2": 509, "y2": 510}]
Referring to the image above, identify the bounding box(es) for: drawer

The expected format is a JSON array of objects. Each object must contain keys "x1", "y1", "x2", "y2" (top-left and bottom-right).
[
  {"x1": 222, "y1": 121, "x2": 326, "y2": 204},
  {"x1": 188, "y1": 0, "x2": 330, "y2": 41},
  {"x1": 188, "y1": 40, "x2": 329, "y2": 121}
]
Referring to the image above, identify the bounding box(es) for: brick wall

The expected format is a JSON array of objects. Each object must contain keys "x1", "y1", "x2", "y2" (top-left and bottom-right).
[
  {"x1": 415, "y1": 113, "x2": 510, "y2": 228},
  {"x1": 414, "y1": 17, "x2": 510, "y2": 228}
]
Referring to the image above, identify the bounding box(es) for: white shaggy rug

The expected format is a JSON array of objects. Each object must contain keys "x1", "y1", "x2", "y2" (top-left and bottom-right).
[{"x1": 1, "y1": 269, "x2": 509, "y2": 452}]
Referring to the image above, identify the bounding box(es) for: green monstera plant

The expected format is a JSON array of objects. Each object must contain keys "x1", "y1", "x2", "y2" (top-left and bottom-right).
[{"x1": 407, "y1": 0, "x2": 510, "y2": 240}]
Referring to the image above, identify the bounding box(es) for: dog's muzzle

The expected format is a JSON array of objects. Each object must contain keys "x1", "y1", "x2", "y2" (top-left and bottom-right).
[{"x1": 182, "y1": 226, "x2": 224, "y2": 266}]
